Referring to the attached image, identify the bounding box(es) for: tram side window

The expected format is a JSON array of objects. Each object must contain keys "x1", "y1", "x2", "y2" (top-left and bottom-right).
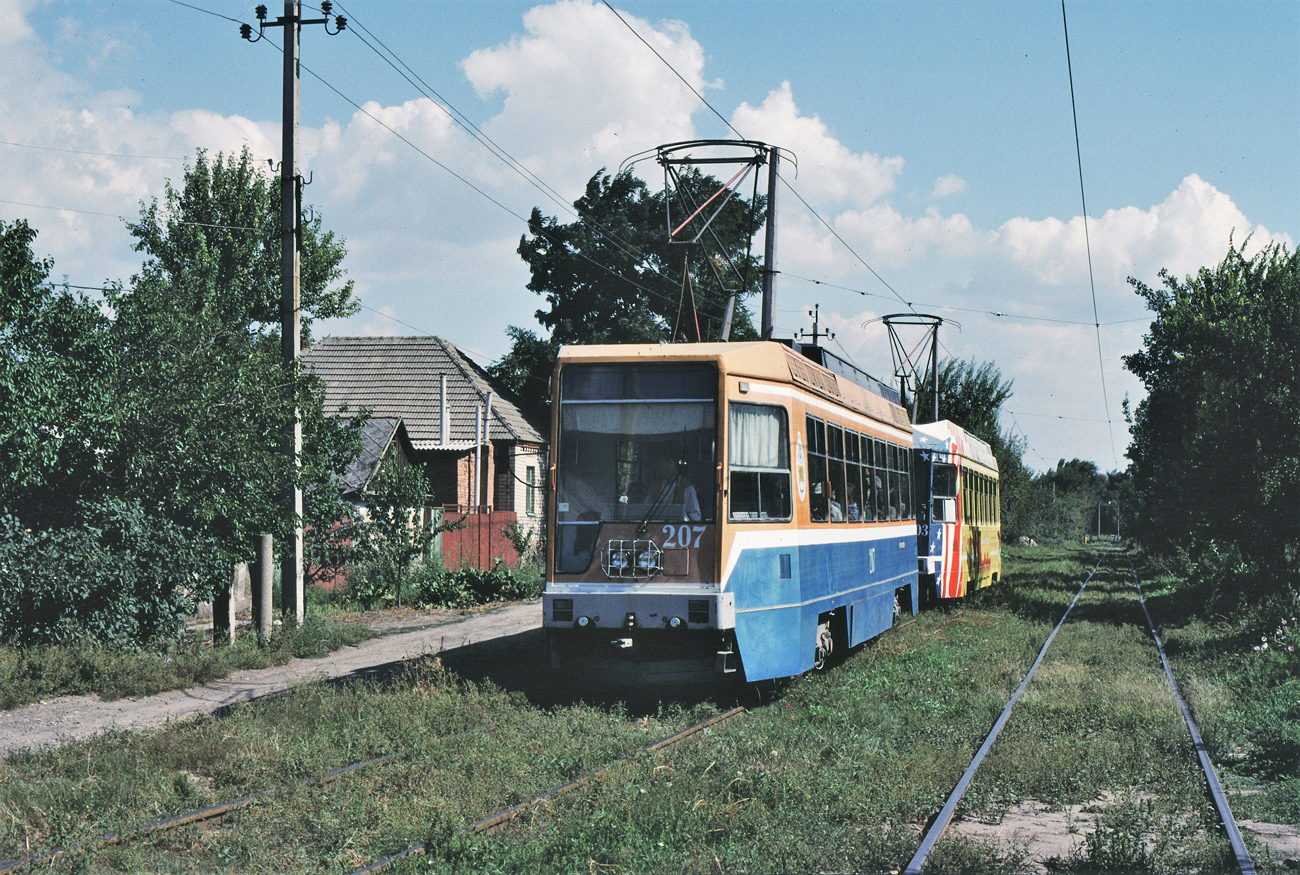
[
  {"x1": 845, "y1": 429, "x2": 864, "y2": 521},
  {"x1": 860, "y1": 434, "x2": 874, "y2": 522},
  {"x1": 729, "y1": 403, "x2": 791, "y2": 521},
  {"x1": 806, "y1": 415, "x2": 829, "y2": 522},
  {"x1": 827, "y1": 424, "x2": 847, "y2": 521},
  {"x1": 872, "y1": 438, "x2": 887, "y2": 521},
  {"x1": 900, "y1": 443, "x2": 913, "y2": 520},
  {"x1": 889, "y1": 439, "x2": 899, "y2": 514},
  {"x1": 933, "y1": 463, "x2": 957, "y2": 523}
]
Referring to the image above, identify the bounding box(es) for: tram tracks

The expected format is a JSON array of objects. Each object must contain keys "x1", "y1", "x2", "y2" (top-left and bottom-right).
[
  {"x1": 904, "y1": 553, "x2": 1257, "y2": 874},
  {"x1": 0, "y1": 551, "x2": 1266, "y2": 873}
]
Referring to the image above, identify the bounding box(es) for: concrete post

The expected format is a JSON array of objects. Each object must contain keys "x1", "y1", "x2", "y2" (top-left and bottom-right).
[
  {"x1": 254, "y1": 534, "x2": 274, "y2": 646},
  {"x1": 213, "y1": 564, "x2": 242, "y2": 646}
]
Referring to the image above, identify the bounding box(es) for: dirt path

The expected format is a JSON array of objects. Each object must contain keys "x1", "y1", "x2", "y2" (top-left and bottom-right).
[{"x1": 0, "y1": 602, "x2": 541, "y2": 758}]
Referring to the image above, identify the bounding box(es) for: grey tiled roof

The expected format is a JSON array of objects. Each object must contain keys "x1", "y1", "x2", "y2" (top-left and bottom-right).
[
  {"x1": 339, "y1": 417, "x2": 412, "y2": 497},
  {"x1": 302, "y1": 336, "x2": 547, "y2": 450}
]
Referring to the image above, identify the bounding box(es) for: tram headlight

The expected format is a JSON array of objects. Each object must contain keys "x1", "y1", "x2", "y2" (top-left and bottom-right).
[
  {"x1": 575, "y1": 615, "x2": 591, "y2": 629},
  {"x1": 666, "y1": 616, "x2": 683, "y2": 629}
]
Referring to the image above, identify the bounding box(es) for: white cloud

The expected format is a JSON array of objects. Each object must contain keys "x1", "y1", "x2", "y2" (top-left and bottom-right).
[
  {"x1": 0, "y1": 0, "x2": 36, "y2": 46},
  {"x1": 834, "y1": 204, "x2": 984, "y2": 268},
  {"x1": 731, "y1": 82, "x2": 903, "y2": 209},
  {"x1": 461, "y1": 0, "x2": 705, "y2": 187},
  {"x1": 996, "y1": 174, "x2": 1292, "y2": 288},
  {"x1": 931, "y1": 174, "x2": 967, "y2": 199}
]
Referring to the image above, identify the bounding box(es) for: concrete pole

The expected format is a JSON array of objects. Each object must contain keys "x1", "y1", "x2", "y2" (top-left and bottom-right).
[
  {"x1": 214, "y1": 565, "x2": 239, "y2": 646},
  {"x1": 930, "y1": 321, "x2": 940, "y2": 424},
  {"x1": 760, "y1": 147, "x2": 779, "y2": 341},
  {"x1": 280, "y1": 0, "x2": 305, "y2": 625},
  {"x1": 255, "y1": 534, "x2": 274, "y2": 646}
]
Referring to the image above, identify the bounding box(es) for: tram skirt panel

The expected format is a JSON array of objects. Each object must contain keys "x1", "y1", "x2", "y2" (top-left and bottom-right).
[{"x1": 729, "y1": 536, "x2": 915, "y2": 682}]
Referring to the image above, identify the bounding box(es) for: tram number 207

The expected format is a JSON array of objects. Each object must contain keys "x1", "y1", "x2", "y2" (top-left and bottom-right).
[{"x1": 662, "y1": 525, "x2": 707, "y2": 549}]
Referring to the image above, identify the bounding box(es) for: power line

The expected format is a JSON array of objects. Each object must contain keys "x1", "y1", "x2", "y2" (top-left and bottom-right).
[
  {"x1": 289, "y1": 54, "x2": 696, "y2": 320},
  {"x1": 163, "y1": 0, "x2": 243, "y2": 23},
  {"x1": 328, "y1": 5, "x2": 691, "y2": 300},
  {"x1": 330, "y1": 3, "x2": 576, "y2": 223},
  {"x1": 1007, "y1": 408, "x2": 1110, "y2": 424},
  {"x1": 1008, "y1": 410, "x2": 1050, "y2": 468},
  {"x1": 1061, "y1": 0, "x2": 1119, "y2": 469},
  {"x1": 600, "y1": 1, "x2": 743, "y2": 141},
  {"x1": 0, "y1": 198, "x2": 262, "y2": 232},
  {"x1": 0, "y1": 140, "x2": 182, "y2": 162},
  {"x1": 783, "y1": 271, "x2": 1147, "y2": 327}
]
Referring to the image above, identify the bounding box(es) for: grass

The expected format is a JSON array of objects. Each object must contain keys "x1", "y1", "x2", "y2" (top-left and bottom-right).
[
  {"x1": 1, "y1": 544, "x2": 1293, "y2": 873},
  {"x1": 0, "y1": 606, "x2": 375, "y2": 710}
]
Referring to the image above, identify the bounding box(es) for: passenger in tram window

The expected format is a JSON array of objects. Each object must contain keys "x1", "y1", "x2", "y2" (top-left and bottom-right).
[
  {"x1": 846, "y1": 476, "x2": 862, "y2": 521},
  {"x1": 829, "y1": 483, "x2": 845, "y2": 522}
]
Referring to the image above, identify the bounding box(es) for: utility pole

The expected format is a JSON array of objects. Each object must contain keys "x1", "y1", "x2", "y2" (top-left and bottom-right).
[
  {"x1": 761, "y1": 146, "x2": 779, "y2": 341},
  {"x1": 242, "y1": 2, "x2": 345, "y2": 625}
]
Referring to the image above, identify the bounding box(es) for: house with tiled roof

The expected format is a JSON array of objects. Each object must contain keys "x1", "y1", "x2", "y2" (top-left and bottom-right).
[{"x1": 302, "y1": 336, "x2": 548, "y2": 542}]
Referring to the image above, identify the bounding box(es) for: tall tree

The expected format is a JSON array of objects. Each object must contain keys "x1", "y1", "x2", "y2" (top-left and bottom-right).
[
  {"x1": 104, "y1": 148, "x2": 363, "y2": 574},
  {"x1": 0, "y1": 220, "x2": 115, "y2": 528},
  {"x1": 911, "y1": 356, "x2": 1040, "y2": 539},
  {"x1": 1123, "y1": 240, "x2": 1299, "y2": 581},
  {"x1": 492, "y1": 168, "x2": 766, "y2": 407}
]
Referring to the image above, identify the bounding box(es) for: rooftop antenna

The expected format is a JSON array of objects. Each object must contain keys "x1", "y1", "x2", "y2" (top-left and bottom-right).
[{"x1": 798, "y1": 304, "x2": 834, "y2": 349}]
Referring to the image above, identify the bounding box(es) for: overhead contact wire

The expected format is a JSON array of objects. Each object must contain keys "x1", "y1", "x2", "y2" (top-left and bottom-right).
[{"x1": 1061, "y1": 0, "x2": 1120, "y2": 469}]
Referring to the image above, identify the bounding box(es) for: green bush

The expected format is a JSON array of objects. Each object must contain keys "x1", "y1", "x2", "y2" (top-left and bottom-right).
[
  {"x1": 0, "y1": 499, "x2": 225, "y2": 647},
  {"x1": 343, "y1": 553, "x2": 541, "y2": 610}
]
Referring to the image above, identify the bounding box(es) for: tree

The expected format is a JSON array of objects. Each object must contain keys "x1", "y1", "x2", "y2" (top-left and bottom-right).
[
  {"x1": 1123, "y1": 240, "x2": 1299, "y2": 586},
  {"x1": 492, "y1": 168, "x2": 766, "y2": 407},
  {"x1": 99, "y1": 148, "x2": 363, "y2": 580},
  {"x1": 339, "y1": 455, "x2": 435, "y2": 608},
  {"x1": 0, "y1": 220, "x2": 114, "y2": 528},
  {"x1": 914, "y1": 358, "x2": 1013, "y2": 439},
  {"x1": 910, "y1": 356, "x2": 1040, "y2": 540}
]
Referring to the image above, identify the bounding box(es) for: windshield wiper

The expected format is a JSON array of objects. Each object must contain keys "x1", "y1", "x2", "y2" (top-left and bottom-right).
[{"x1": 637, "y1": 477, "x2": 676, "y2": 535}]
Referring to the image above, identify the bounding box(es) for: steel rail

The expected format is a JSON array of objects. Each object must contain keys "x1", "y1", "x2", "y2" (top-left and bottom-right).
[
  {"x1": 349, "y1": 706, "x2": 748, "y2": 875},
  {"x1": 0, "y1": 723, "x2": 490, "y2": 873},
  {"x1": 1132, "y1": 568, "x2": 1257, "y2": 875},
  {"x1": 903, "y1": 558, "x2": 1102, "y2": 874}
]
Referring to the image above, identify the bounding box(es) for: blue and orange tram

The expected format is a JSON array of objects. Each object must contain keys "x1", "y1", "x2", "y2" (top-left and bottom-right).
[{"x1": 542, "y1": 340, "x2": 920, "y2": 684}]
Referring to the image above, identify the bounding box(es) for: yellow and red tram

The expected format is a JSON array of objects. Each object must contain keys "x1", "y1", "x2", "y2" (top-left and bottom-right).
[{"x1": 913, "y1": 420, "x2": 1001, "y2": 601}]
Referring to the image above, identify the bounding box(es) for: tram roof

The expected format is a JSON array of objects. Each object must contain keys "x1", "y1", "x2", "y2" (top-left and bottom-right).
[
  {"x1": 912, "y1": 420, "x2": 999, "y2": 473},
  {"x1": 555, "y1": 341, "x2": 911, "y2": 432}
]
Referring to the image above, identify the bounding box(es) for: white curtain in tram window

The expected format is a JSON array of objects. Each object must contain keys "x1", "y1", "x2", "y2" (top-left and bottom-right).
[{"x1": 729, "y1": 404, "x2": 785, "y2": 469}]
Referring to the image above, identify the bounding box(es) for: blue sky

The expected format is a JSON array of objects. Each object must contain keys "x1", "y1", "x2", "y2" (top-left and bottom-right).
[{"x1": 2, "y1": 0, "x2": 1296, "y2": 471}]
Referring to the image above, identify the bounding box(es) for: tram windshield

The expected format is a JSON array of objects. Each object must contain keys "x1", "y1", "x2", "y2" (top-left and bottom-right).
[{"x1": 556, "y1": 363, "x2": 717, "y2": 534}]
